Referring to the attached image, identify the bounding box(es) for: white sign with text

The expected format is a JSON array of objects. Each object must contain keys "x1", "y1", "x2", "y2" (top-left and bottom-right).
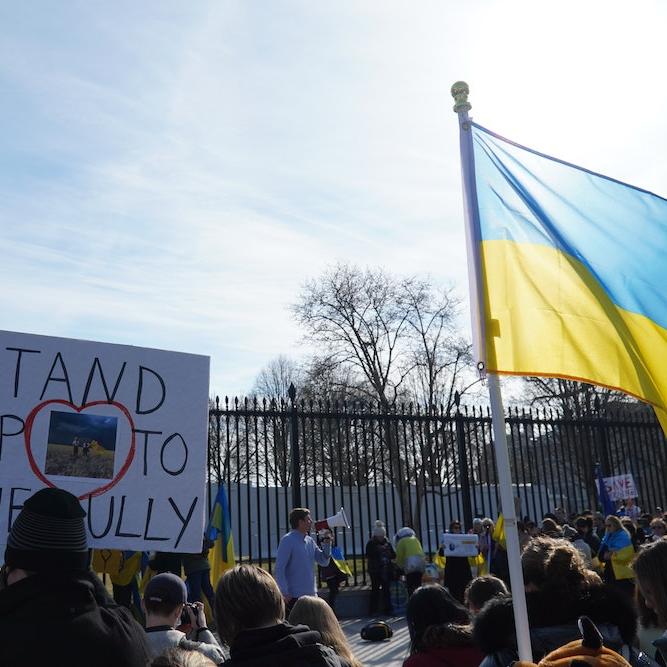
[
  {"x1": 0, "y1": 330, "x2": 210, "y2": 553},
  {"x1": 598, "y1": 473, "x2": 638, "y2": 502}
]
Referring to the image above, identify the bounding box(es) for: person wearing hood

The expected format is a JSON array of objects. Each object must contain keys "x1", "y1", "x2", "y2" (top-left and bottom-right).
[
  {"x1": 395, "y1": 527, "x2": 426, "y2": 597},
  {"x1": 365, "y1": 520, "x2": 396, "y2": 616},
  {"x1": 473, "y1": 536, "x2": 637, "y2": 665},
  {"x1": 214, "y1": 564, "x2": 343, "y2": 666}
]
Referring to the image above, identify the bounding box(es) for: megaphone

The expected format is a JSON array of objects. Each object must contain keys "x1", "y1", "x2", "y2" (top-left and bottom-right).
[{"x1": 315, "y1": 507, "x2": 350, "y2": 532}]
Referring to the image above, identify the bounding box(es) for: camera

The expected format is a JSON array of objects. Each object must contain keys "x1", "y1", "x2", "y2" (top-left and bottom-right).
[{"x1": 180, "y1": 602, "x2": 197, "y2": 626}]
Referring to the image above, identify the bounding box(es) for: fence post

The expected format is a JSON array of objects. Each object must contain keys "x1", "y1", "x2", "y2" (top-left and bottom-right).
[
  {"x1": 455, "y1": 392, "x2": 474, "y2": 529},
  {"x1": 288, "y1": 383, "x2": 302, "y2": 508},
  {"x1": 594, "y1": 397, "x2": 611, "y2": 477}
]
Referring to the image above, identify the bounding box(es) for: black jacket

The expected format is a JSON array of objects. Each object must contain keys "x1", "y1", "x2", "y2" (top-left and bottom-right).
[
  {"x1": 227, "y1": 622, "x2": 345, "y2": 666},
  {"x1": 0, "y1": 569, "x2": 150, "y2": 667},
  {"x1": 365, "y1": 538, "x2": 396, "y2": 578},
  {"x1": 473, "y1": 584, "x2": 637, "y2": 663}
]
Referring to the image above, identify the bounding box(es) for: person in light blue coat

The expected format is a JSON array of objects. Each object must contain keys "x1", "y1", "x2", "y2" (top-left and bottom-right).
[{"x1": 275, "y1": 507, "x2": 331, "y2": 615}]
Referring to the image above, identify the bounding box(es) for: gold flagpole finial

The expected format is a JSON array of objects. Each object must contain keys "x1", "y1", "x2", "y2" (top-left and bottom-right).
[{"x1": 451, "y1": 81, "x2": 471, "y2": 113}]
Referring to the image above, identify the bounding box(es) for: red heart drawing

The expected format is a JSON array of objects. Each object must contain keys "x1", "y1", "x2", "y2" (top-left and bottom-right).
[{"x1": 23, "y1": 399, "x2": 136, "y2": 500}]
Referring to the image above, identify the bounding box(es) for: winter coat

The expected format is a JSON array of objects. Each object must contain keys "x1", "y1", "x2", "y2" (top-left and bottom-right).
[
  {"x1": 226, "y1": 622, "x2": 345, "y2": 666},
  {"x1": 396, "y1": 535, "x2": 426, "y2": 574},
  {"x1": 366, "y1": 538, "x2": 396, "y2": 578},
  {"x1": 0, "y1": 570, "x2": 150, "y2": 667},
  {"x1": 403, "y1": 645, "x2": 483, "y2": 667},
  {"x1": 473, "y1": 584, "x2": 637, "y2": 664}
]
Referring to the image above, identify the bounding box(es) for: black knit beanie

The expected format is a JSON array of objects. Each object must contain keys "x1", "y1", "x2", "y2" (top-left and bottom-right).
[{"x1": 4, "y1": 488, "x2": 89, "y2": 572}]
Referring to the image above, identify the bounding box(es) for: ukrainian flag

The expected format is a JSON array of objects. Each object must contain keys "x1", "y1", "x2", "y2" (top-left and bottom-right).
[
  {"x1": 207, "y1": 485, "x2": 235, "y2": 588},
  {"x1": 469, "y1": 123, "x2": 667, "y2": 430}
]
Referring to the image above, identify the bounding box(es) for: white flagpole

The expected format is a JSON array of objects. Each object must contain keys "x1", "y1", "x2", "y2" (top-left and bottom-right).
[{"x1": 451, "y1": 81, "x2": 533, "y2": 662}]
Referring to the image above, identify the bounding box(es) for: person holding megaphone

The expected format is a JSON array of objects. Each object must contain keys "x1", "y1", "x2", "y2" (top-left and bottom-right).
[{"x1": 275, "y1": 507, "x2": 333, "y2": 615}]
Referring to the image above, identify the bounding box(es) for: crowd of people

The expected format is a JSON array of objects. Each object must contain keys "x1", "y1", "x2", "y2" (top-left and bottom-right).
[{"x1": 2, "y1": 489, "x2": 667, "y2": 667}]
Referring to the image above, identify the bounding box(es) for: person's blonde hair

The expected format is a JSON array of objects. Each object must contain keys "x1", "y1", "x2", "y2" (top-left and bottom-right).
[
  {"x1": 521, "y1": 536, "x2": 600, "y2": 595},
  {"x1": 605, "y1": 515, "x2": 627, "y2": 534},
  {"x1": 634, "y1": 539, "x2": 667, "y2": 626},
  {"x1": 214, "y1": 565, "x2": 284, "y2": 645},
  {"x1": 288, "y1": 596, "x2": 363, "y2": 667},
  {"x1": 151, "y1": 648, "x2": 216, "y2": 666}
]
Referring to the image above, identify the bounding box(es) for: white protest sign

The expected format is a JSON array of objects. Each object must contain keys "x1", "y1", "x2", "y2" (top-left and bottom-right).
[
  {"x1": 440, "y1": 532, "x2": 479, "y2": 557},
  {"x1": 0, "y1": 330, "x2": 210, "y2": 553},
  {"x1": 598, "y1": 473, "x2": 638, "y2": 502}
]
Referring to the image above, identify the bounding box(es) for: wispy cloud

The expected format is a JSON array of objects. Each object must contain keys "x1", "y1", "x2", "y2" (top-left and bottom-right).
[{"x1": 2, "y1": 1, "x2": 667, "y2": 394}]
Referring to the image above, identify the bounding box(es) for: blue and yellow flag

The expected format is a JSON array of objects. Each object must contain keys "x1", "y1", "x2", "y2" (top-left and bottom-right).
[
  {"x1": 330, "y1": 545, "x2": 352, "y2": 577},
  {"x1": 206, "y1": 485, "x2": 235, "y2": 588},
  {"x1": 468, "y1": 123, "x2": 667, "y2": 430},
  {"x1": 492, "y1": 513, "x2": 506, "y2": 550}
]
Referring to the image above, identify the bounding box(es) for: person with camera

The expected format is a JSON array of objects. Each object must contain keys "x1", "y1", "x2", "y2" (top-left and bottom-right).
[{"x1": 143, "y1": 572, "x2": 225, "y2": 664}]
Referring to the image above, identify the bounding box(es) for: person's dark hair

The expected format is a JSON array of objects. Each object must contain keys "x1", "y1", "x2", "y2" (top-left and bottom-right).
[
  {"x1": 636, "y1": 585, "x2": 660, "y2": 629},
  {"x1": 406, "y1": 584, "x2": 470, "y2": 654},
  {"x1": 214, "y1": 565, "x2": 284, "y2": 645},
  {"x1": 289, "y1": 507, "x2": 311, "y2": 529},
  {"x1": 151, "y1": 648, "x2": 215, "y2": 666},
  {"x1": 634, "y1": 539, "x2": 667, "y2": 626},
  {"x1": 464, "y1": 575, "x2": 509, "y2": 612},
  {"x1": 522, "y1": 536, "x2": 600, "y2": 595},
  {"x1": 575, "y1": 516, "x2": 593, "y2": 531},
  {"x1": 540, "y1": 518, "x2": 562, "y2": 537},
  {"x1": 621, "y1": 517, "x2": 636, "y2": 539}
]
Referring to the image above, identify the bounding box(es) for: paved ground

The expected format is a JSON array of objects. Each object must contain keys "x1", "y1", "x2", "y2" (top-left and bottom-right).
[{"x1": 342, "y1": 616, "x2": 409, "y2": 667}]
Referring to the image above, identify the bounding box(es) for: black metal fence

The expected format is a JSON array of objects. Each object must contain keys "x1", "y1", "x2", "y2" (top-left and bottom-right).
[{"x1": 207, "y1": 390, "x2": 667, "y2": 586}]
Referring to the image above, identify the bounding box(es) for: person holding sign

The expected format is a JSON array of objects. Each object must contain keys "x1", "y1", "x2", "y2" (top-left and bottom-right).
[
  {"x1": 275, "y1": 508, "x2": 331, "y2": 615},
  {"x1": 440, "y1": 520, "x2": 474, "y2": 604},
  {"x1": 0, "y1": 488, "x2": 150, "y2": 667}
]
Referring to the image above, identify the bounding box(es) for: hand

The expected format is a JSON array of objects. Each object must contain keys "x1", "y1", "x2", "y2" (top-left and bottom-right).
[{"x1": 187, "y1": 602, "x2": 207, "y2": 629}]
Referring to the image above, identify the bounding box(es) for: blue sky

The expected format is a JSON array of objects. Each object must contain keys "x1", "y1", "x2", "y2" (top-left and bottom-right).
[{"x1": 2, "y1": 1, "x2": 667, "y2": 395}]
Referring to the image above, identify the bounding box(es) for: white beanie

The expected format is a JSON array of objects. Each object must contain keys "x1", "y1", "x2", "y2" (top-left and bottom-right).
[{"x1": 372, "y1": 520, "x2": 386, "y2": 538}]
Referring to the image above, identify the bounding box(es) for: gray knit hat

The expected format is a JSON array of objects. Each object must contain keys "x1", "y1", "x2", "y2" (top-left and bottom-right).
[{"x1": 4, "y1": 488, "x2": 89, "y2": 572}]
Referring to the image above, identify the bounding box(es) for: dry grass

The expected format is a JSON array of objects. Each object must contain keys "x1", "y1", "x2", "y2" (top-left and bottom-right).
[{"x1": 45, "y1": 443, "x2": 114, "y2": 479}]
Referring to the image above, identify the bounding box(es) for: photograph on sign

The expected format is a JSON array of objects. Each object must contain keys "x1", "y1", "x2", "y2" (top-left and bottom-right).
[{"x1": 45, "y1": 410, "x2": 118, "y2": 480}]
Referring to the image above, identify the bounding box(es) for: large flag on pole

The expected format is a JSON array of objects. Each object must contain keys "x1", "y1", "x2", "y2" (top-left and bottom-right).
[
  {"x1": 467, "y1": 121, "x2": 667, "y2": 431},
  {"x1": 207, "y1": 485, "x2": 235, "y2": 588}
]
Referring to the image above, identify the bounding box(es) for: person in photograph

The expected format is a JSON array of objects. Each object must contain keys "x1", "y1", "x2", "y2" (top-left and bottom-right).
[{"x1": 275, "y1": 508, "x2": 331, "y2": 615}]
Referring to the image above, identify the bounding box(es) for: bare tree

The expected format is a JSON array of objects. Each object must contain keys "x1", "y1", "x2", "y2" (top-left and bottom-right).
[
  {"x1": 252, "y1": 355, "x2": 302, "y2": 401},
  {"x1": 292, "y1": 263, "x2": 474, "y2": 524}
]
